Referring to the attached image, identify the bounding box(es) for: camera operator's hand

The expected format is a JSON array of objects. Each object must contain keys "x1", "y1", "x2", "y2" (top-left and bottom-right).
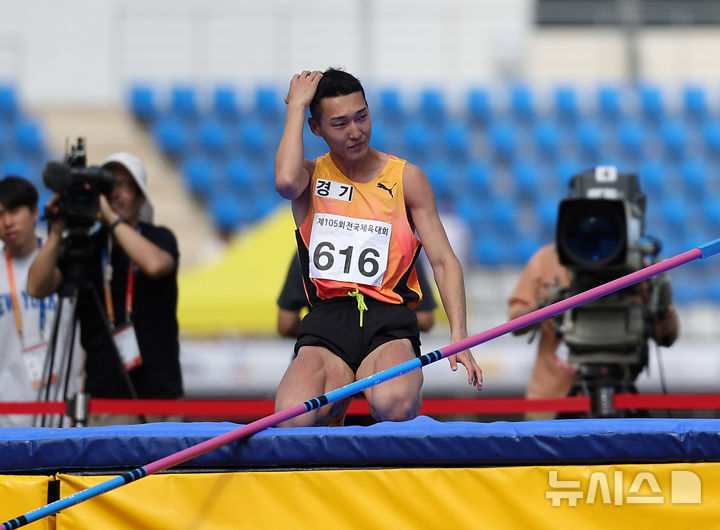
[
  {"x1": 44, "y1": 193, "x2": 67, "y2": 237},
  {"x1": 97, "y1": 194, "x2": 120, "y2": 226},
  {"x1": 27, "y1": 194, "x2": 65, "y2": 299}
]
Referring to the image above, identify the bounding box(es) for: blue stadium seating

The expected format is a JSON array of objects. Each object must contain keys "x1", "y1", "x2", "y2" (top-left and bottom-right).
[
  {"x1": 419, "y1": 88, "x2": 447, "y2": 124},
  {"x1": 199, "y1": 120, "x2": 229, "y2": 155},
  {"x1": 170, "y1": 85, "x2": 199, "y2": 121},
  {"x1": 442, "y1": 123, "x2": 470, "y2": 158},
  {"x1": 533, "y1": 120, "x2": 560, "y2": 157},
  {"x1": 597, "y1": 85, "x2": 622, "y2": 120},
  {"x1": 639, "y1": 84, "x2": 664, "y2": 122},
  {"x1": 618, "y1": 120, "x2": 645, "y2": 157},
  {"x1": 488, "y1": 122, "x2": 516, "y2": 159},
  {"x1": 153, "y1": 118, "x2": 188, "y2": 157},
  {"x1": 660, "y1": 120, "x2": 687, "y2": 157},
  {"x1": 467, "y1": 88, "x2": 491, "y2": 123},
  {"x1": 378, "y1": 88, "x2": 404, "y2": 122},
  {"x1": 682, "y1": 85, "x2": 707, "y2": 120},
  {"x1": 213, "y1": 86, "x2": 240, "y2": 122},
  {"x1": 510, "y1": 84, "x2": 534, "y2": 120},
  {"x1": 129, "y1": 85, "x2": 156, "y2": 122},
  {"x1": 126, "y1": 82, "x2": 720, "y2": 303},
  {"x1": 554, "y1": 86, "x2": 579, "y2": 123}
]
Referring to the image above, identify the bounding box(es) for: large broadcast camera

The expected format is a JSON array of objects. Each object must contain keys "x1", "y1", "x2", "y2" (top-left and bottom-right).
[
  {"x1": 42, "y1": 137, "x2": 114, "y2": 228},
  {"x1": 554, "y1": 166, "x2": 672, "y2": 417},
  {"x1": 41, "y1": 138, "x2": 115, "y2": 293}
]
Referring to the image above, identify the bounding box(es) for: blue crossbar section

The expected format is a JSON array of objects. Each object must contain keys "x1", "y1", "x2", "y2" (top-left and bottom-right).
[
  {"x1": 0, "y1": 416, "x2": 719, "y2": 472},
  {"x1": 699, "y1": 238, "x2": 720, "y2": 258}
]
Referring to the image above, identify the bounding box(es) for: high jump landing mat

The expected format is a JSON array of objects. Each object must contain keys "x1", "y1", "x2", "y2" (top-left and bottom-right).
[{"x1": 0, "y1": 416, "x2": 718, "y2": 529}]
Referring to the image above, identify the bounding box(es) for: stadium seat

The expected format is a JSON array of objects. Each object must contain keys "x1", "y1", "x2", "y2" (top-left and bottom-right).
[
  {"x1": 661, "y1": 196, "x2": 688, "y2": 229},
  {"x1": 153, "y1": 118, "x2": 188, "y2": 157},
  {"x1": 555, "y1": 159, "x2": 582, "y2": 190},
  {"x1": 402, "y1": 121, "x2": 431, "y2": 155},
  {"x1": 618, "y1": 120, "x2": 645, "y2": 157},
  {"x1": 472, "y1": 234, "x2": 519, "y2": 267},
  {"x1": 419, "y1": 88, "x2": 446, "y2": 124},
  {"x1": 701, "y1": 121, "x2": 720, "y2": 156},
  {"x1": 639, "y1": 85, "x2": 664, "y2": 122},
  {"x1": 701, "y1": 197, "x2": 720, "y2": 229},
  {"x1": 597, "y1": 85, "x2": 622, "y2": 120},
  {"x1": 303, "y1": 127, "x2": 327, "y2": 159},
  {"x1": 213, "y1": 86, "x2": 240, "y2": 122},
  {"x1": 239, "y1": 121, "x2": 269, "y2": 157},
  {"x1": 511, "y1": 160, "x2": 540, "y2": 199},
  {"x1": 660, "y1": 120, "x2": 687, "y2": 157},
  {"x1": 467, "y1": 88, "x2": 491, "y2": 123},
  {"x1": 683, "y1": 85, "x2": 708, "y2": 120},
  {"x1": 251, "y1": 191, "x2": 280, "y2": 220},
  {"x1": 466, "y1": 160, "x2": 492, "y2": 197},
  {"x1": 128, "y1": 85, "x2": 156, "y2": 122},
  {"x1": 370, "y1": 122, "x2": 388, "y2": 153},
  {"x1": 254, "y1": 87, "x2": 282, "y2": 120},
  {"x1": 680, "y1": 158, "x2": 706, "y2": 196},
  {"x1": 425, "y1": 160, "x2": 452, "y2": 199},
  {"x1": 378, "y1": 87, "x2": 404, "y2": 121},
  {"x1": 535, "y1": 197, "x2": 559, "y2": 234},
  {"x1": 225, "y1": 157, "x2": 253, "y2": 192},
  {"x1": 510, "y1": 84, "x2": 534, "y2": 120},
  {"x1": 199, "y1": 119, "x2": 229, "y2": 155},
  {"x1": 442, "y1": 123, "x2": 469, "y2": 158},
  {"x1": 490, "y1": 196, "x2": 517, "y2": 232},
  {"x1": 554, "y1": 86, "x2": 579, "y2": 122},
  {"x1": 209, "y1": 195, "x2": 243, "y2": 233},
  {"x1": 14, "y1": 120, "x2": 44, "y2": 154},
  {"x1": 639, "y1": 158, "x2": 664, "y2": 198},
  {"x1": 576, "y1": 120, "x2": 601, "y2": 156},
  {"x1": 533, "y1": 120, "x2": 560, "y2": 157},
  {"x1": 2, "y1": 156, "x2": 28, "y2": 178},
  {"x1": 515, "y1": 234, "x2": 542, "y2": 264},
  {"x1": 170, "y1": 85, "x2": 198, "y2": 120},
  {"x1": 181, "y1": 156, "x2": 214, "y2": 197},
  {"x1": 488, "y1": 122, "x2": 516, "y2": 159}
]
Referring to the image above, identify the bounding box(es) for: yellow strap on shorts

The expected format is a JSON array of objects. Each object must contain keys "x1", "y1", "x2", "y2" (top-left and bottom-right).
[{"x1": 348, "y1": 288, "x2": 368, "y2": 327}]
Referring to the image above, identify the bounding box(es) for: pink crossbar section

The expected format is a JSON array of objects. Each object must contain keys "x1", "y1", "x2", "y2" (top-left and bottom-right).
[
  {"x1": 143, "y1": 403, "x2": 307, "y2": 475},
  {"x1": 439, "y1": 248, "x2": 702, "y2": 359}
]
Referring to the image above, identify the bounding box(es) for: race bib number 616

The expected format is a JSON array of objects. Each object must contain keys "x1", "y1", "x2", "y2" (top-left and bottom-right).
[{"x1": 308, "y1": 213, "x2": 392, "y2": 286}]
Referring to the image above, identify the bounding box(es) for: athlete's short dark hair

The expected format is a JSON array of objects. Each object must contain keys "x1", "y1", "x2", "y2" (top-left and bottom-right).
[{"x1": 310, "y1": 68, "x2": 366, "y2": 120}]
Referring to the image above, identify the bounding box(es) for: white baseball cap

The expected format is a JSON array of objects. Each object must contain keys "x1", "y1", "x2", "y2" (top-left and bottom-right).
[{"x1": 102, "y1": 152, "x2": 154, "y2": 223}]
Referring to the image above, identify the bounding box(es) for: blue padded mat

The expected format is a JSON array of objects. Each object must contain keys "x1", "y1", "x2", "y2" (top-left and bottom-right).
[{"x1": 0, "y1": 416, "x2": 719, "y2": 473}]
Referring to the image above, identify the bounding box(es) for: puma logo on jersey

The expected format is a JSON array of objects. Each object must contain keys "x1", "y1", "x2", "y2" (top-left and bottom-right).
[{"x1": 377, "y1": 182, "x2": 397, "y2": 197}]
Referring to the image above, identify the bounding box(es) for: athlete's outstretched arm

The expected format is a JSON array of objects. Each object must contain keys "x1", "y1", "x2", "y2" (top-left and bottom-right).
[{"x1": 403, "y1": 163, "x2": 483, "y2": 390}]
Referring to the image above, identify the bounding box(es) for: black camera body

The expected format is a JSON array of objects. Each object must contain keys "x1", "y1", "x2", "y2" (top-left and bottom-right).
[
  {"x1": 553, "y1": 167, "x2": 670, "y2": 415},
  {"x1": 42, "y1": 138, "x2": 114, "y2": 227}
]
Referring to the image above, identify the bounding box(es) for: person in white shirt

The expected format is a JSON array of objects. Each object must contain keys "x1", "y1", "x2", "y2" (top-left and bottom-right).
[{"x1": 0, "y1": 176, "x2": 82, "y2": 427}]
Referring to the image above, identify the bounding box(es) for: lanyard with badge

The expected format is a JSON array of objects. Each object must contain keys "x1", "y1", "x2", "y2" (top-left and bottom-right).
[
  {"x1": 102, "y1": 229, "x2": 142, "y2": 371},
  {"x1": 5, "y1": 243, "x2": 51, "y2": 390}
]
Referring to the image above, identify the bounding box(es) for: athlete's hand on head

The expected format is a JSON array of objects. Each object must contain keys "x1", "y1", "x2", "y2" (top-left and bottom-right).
[
  {"x1": 285, "y1": 70, "x2": 323, "y2": 109},
  {"x1": 449, "y1": 348, "x2": 483, "y2": 391}
]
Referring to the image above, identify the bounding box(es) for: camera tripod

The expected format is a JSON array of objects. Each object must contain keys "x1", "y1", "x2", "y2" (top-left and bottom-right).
[
  {"x1": 569, "y1": 361, "x2": 645, "y2": 419},
  {"x1": 37, "y1": 229, "x2": 144, "y2": 427}
]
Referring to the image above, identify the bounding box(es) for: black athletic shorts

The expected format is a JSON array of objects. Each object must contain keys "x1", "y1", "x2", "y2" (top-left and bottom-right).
[{"x1": 294, "y1": 295, "x2": 422, "y2": 373}]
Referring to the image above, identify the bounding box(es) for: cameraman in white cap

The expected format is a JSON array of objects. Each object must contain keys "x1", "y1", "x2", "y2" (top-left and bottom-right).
[{"x1": 28, "y1": 152, "x2": 183, "y2": 424}]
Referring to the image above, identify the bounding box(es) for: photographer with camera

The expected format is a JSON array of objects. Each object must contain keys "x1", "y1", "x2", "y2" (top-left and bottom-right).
[
  {"x1": 28, "y1": 151, "x2": 183, "y2": 425},
  {"x1": 0, "y1": 176, "x2": 83, "y2": 426},
  {"x1": 508, "y1": 167, "x2": 679, "y2": 420}
]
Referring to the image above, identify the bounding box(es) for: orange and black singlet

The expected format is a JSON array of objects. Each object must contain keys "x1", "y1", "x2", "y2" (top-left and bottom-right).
[{"x1": 296, "y1": 153, "x2": 422, "y2": 308}]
